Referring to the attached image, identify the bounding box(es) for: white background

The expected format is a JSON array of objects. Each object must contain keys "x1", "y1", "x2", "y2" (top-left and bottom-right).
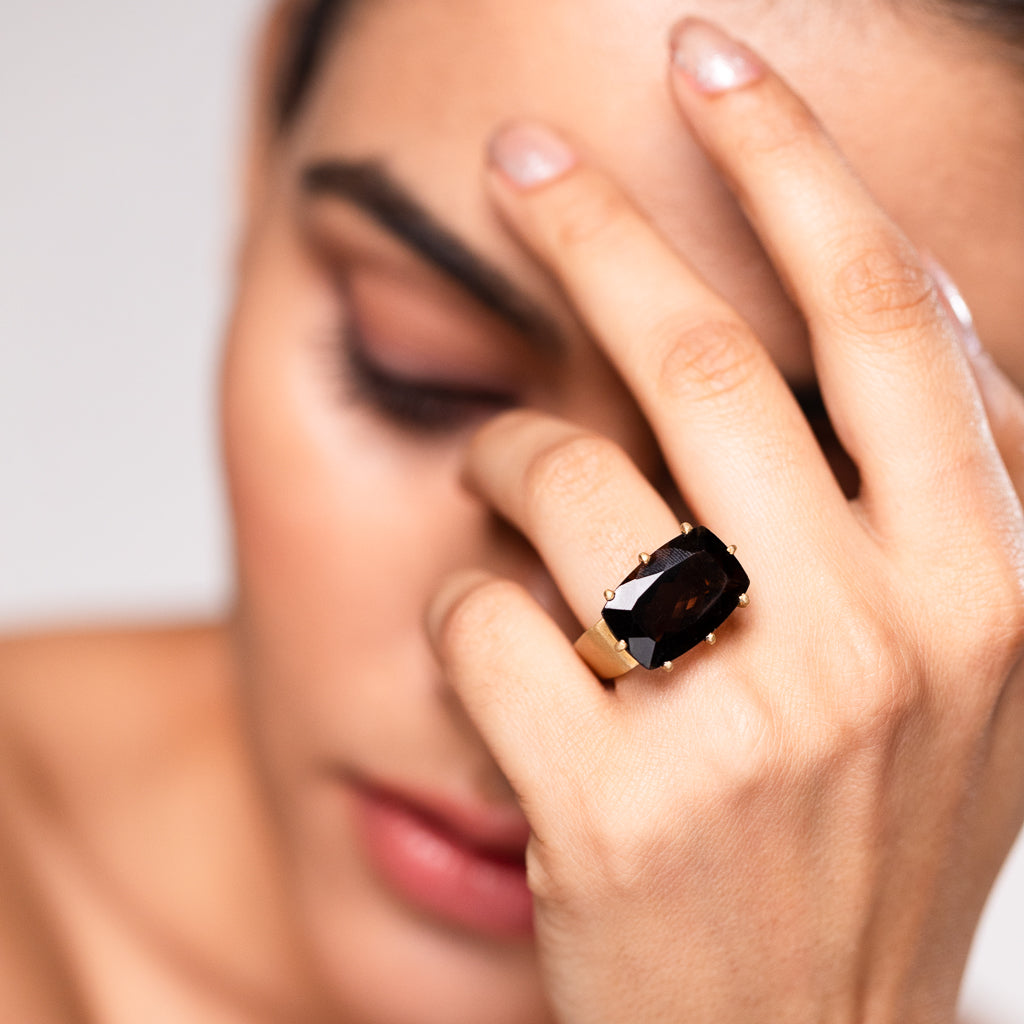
[{"x1": 0, "y1": 3, "x2": 1022, "y2": 1019}]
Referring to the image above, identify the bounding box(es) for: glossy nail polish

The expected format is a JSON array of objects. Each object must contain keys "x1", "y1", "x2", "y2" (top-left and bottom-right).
[
  {"x1": 671, "y1": 19, "x2": 764, "y2": 94},
  {"x1": 488, "y1": 122, "x2": 577, "y2": 188}
]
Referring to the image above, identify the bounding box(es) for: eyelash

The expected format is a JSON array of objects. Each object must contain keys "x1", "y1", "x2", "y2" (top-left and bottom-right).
[
  {"x1": 339, "y1": 320, "x2": 518, "y2": 434},
  {"x1": 331, "y1": 304, "x2": 854, "y2": 489}
]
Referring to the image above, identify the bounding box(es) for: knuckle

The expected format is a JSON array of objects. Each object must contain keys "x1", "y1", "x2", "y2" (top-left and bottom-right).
[
  {"x1": 816, "y1": 606, "x2": 926, "y2": 749},
  {"x1": 521, "y1": 431, "x2": 624, "y2": 517},
  {"x1": 827, "y1": 235, "x2": 938, "y2": 337},
  {"x1": 715, "y1": 710, "x2": 784, "y2": 796},
  {"x1": 998, "y1": 580, "x2": 1024, "y2": 649},
  {"x1": 525, "y1": 796, "x2": 638, "y2": 908},
  {"x1": 651, "y1": 317, "x2": 763, "y2": 407},
  {"x1": 835, "y1": 674, "x2": 924, "y2": 754},
  {"x1": 750, "y1": 592, "x2": 926, "y2": 766},
  {"x1": 961, "y1": 563, "x2": 1024, "y2": 665},
  {"x1": 685, "y1": 686, "x2": 785, "y2": 798},
  {"x1": 923, "y1": 539, "x2": 1024, "y2": 684},
  {"x1": 524, "y1": 841, "x2": 564, "y2": 906},
  {"x1": 436, "y1": 576, "x2": 524, "y2": 662},
  {"x1": 568, "y1": 791, "x2": 692, "y2": 902},
  {"x1": 548, "y1": 174, "x2": 635, "y2": 252},
  {"x1": 526, "y1": 831, "x2": 609, "y2": 911},
  {"x1": 731, "y1": 90, "x2": 819, "y2": 166}
]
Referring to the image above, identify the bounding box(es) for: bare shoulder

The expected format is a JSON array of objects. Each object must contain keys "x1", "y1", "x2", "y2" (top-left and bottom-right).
[
  {"x1": 0, "y1": 622, "x2": 297, "y2": 1022},
  {"x1": 0, "y1": 622, "x2": 236, "y2": 802},
  {"x1": 0, "y1": 808, "x2": 93, "y2": 1022},
  {"x1": 0, "y1": 620, "x2": 245, "y2": 891},
  {"x1": 0, "y1": 621, "x2": 233, "y2": 742}
]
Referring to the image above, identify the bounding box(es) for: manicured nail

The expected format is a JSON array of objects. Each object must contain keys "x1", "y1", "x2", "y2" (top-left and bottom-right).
[
  {"x1": 671, "y1": 19, "x2": 764, "y2": 94},
  {"x1": 488, "y1": 122, "x2": 577, "y2": 189},
  {"x1": 922, "y1": 253, "x2": 983, "y2": 359}
]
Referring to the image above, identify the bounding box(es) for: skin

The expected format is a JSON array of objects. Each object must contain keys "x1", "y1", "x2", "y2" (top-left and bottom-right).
[{"x1": 2, "y1": 0, "x2": 1024, "y2": 1021}]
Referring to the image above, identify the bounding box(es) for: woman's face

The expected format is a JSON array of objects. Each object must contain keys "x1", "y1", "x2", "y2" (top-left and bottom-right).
[{"x1": 221, "y1": 1, "x2": 1024, "y2": 1020}]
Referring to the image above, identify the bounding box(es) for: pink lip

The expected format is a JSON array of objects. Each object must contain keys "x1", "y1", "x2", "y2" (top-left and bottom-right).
[{"x1": 347, "y1": 776, "x2": 534, "y2": 940}]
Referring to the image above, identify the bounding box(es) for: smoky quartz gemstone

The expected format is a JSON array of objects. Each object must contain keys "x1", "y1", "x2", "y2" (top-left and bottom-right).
[{"x1": 602, "y1": 526, "x2": 749, "y2": 669}]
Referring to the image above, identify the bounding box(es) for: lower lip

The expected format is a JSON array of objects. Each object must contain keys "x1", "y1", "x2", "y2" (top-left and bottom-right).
[{"x1": 351, "y1": 786, "x2": 534, "y2": 940}]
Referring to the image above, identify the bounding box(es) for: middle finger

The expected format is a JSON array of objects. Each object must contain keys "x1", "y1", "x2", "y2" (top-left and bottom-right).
[{"x1": 485, "y1": 122, "x2": 851, "y2": 556}]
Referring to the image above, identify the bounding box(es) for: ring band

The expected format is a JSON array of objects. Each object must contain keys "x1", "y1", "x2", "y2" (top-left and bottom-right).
[{"x1": 574, "y1": 523, "x2": 749, "y2": 679}]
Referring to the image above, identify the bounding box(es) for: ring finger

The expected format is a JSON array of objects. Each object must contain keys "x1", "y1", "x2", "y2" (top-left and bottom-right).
[{"x1": 465, "y1": 410, "x2": 683, "y2": 630}]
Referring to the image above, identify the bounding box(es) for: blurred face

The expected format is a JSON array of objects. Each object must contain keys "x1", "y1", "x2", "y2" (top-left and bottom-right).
[{"x1": 221, "y1": 1, "x2": 1024, "y2": 1020}]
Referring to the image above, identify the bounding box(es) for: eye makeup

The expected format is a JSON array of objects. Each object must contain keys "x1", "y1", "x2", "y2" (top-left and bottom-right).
[
  {"x1": 302, "y1": 157, "x2": 564, "y2": 359},
  {"x1": 323, "y1": 265, "x2": 530, "y2": 436},
  {"x1": 300, "y1": 157, "x2": 568, "y2": 436},
  {"x1": 340, "y1": 317, "x2": 518, "y2": 433}
]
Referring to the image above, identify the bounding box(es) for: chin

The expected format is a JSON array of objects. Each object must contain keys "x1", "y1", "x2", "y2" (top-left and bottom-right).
[{"x1": 292, "y1": 828, "x2": 552, "y2": 1024}]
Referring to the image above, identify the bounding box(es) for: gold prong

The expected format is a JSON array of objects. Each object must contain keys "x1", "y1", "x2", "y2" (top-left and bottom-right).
[
  {"x1": 705, "y1": 633, "x2": 718, "y2": 646},
  {"x1": 604, "y1": 589, "x2": 616, "y2": 602},
  {"x1": 615, "y1": 639, "x2": 628, "y2": 652},
  {"x1": 662, "y1": 661, "x2": 674, "y2": 672},
  {"x1": 680, "y1": 522, "x2": 694, "y2": 535},
  {"x1": 639, "y1": 552, "x2": 651, "y2": 565},
  {"x1": 738, "y1": 593, "x2": 750, "y2": 608},
  {"x1": 726, "y1": 544, "x2": 737, "y2": 556}
]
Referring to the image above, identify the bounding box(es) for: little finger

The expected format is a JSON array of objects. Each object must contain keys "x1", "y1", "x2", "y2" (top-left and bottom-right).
[{"x1": 426, "y1": 569, "x2": 611, "y2": 824}]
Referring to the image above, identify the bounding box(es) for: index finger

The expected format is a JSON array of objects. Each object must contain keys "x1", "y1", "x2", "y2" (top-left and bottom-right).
[{"x1": 485, "y1": 124, "x2": 849, "y2": 563}]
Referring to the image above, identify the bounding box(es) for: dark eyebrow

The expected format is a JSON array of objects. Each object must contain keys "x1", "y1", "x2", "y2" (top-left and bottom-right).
[{"x1": 302, "y1": 158, "x2": 564, "y2": 356}]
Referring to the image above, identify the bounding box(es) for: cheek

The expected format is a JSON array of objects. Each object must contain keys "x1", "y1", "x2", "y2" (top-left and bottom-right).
[{"x1": 219, "y1": 225, "x2": 482, "y2": 773}]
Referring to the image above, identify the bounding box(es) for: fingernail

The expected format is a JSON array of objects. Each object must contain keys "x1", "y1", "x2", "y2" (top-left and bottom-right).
[
  {"x1": 922, "y1": 253, "x2": 983, "y2": 359},
  {"x1": 670, "y1": 19, "x2": 764, "y2": 94},
  {"x1": 488, "y1": 121, "x2": 577, "y2": 189}
]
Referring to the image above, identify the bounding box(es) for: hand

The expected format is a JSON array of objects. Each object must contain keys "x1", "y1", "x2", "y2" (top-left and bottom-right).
[{"x1": 427, "y1": 19, "x2": 1024, "y2": 1024}]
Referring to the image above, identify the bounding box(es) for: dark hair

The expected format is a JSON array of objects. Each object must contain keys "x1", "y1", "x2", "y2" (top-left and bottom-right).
[
  {"x1": 275, "y1": 0, "x2": 347, "y2": 127},
  {"x1": 937, "y1": 0, "x2": 1024, "y2": 43},
  {"x1": 275, "y1": 0, "x2": 1023, "y2": 128}
]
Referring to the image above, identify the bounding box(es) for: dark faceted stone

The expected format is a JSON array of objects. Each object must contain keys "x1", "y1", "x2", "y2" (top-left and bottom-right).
[{"x1": 602, "y1": 527, "x2": 749, "y2": 669}]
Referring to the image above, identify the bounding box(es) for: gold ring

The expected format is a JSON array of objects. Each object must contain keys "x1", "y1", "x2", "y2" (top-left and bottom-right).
[{"x1": 574, "y1": 523, "x2": 749, "y2": 679}]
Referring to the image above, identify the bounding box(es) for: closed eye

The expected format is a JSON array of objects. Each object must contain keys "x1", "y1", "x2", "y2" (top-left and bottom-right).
[{"x1": 341, "y1": 320, "x2": 518, "y2": 434}]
